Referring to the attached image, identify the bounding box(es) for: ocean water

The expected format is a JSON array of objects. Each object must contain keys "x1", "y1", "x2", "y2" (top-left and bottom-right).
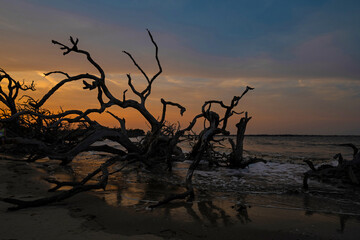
[
  {"x1": 45, "y1": 135, "x2": 360, "y2": 230},
  {"x1": 243, "y1": 135, "x2": 360, "y2": 163}
]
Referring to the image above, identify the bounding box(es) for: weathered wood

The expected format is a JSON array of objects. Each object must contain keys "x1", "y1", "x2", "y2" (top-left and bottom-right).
[
  {"x1": 303, "y1": 144, "x2": 360, "y2": 189},
  {"x1": 1, "y1": 31, "x2": 257, "y2": 210},
  {"x1": 8, "y1": 127, "x2": 138, "y2": 165},
  {"x1": 150, "y1": 87, "x2": 254, "y2": 207},
  {"x1": 2, "y1": 158, "x2": 116, "y2": 210},
  {"x1": 229, "y1": 112, "x2": 251, "y2": 168},
  {"x1": 0, "y1": 68, "x2": 35, "y2": 116}
]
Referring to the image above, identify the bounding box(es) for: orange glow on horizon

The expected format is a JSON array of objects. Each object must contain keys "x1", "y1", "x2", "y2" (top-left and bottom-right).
[{"x1": 1, "y1": 69, "x2": 360, "y2": 135}]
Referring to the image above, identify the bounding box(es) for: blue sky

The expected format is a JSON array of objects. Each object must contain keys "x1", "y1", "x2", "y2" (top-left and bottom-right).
[{"x1": 0, "y1": 0, "x2": 359, "y2": 134}]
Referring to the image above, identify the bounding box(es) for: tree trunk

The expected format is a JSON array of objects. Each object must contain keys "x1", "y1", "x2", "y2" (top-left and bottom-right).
[{"x1": 229, "y1": 112, "x2": 251, "y2": 168}]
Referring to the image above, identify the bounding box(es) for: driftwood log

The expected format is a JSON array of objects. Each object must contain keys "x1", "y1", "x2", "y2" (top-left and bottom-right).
[
  {"x1": 2, "y1": 157, "x2": 115, "y2": 210},
  {"x1": 303, "y1": 144, "x2": 360, "y2": 189}
]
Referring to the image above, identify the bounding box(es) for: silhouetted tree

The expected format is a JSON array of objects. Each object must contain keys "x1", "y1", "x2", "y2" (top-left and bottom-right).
[
  {"x1": 1, "y1": 31, "x2": 255, "y2": 210},
  {"x1": 0, "y1": 68, "x2": 35, "y2": 116}
]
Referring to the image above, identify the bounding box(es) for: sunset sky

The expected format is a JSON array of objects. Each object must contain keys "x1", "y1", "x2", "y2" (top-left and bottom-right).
[{"x1": 1, "y1": 0, "x2": 359, "y2": 134}]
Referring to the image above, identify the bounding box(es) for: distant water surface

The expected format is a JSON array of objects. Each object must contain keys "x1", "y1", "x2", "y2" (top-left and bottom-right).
[{"x1": 243, "y1": 135, "x2": 360, "y2": 163}]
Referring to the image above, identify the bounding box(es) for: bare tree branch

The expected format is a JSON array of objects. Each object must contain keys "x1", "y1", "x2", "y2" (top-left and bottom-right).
[{"x1": 160, "y1": 98, "x2": 186, "y2": 124}]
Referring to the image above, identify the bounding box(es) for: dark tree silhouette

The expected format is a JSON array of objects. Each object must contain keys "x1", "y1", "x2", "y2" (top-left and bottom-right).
[
  {"x1": 303, "y1": 144, "x2": 360, "y2": 189},
  {"x1": 0, "y1": 68, "x2": 35, "y2": 116},
  {"x1": 0, "y1": 31, "x2": 255, "y2": 210}
]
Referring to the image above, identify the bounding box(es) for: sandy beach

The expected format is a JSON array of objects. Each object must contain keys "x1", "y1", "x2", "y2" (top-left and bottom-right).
[
  {"x1": 0, "y1": 158, "x2": 162, "y2": 240},
  {"x1": 1, "y1": 157, "x2": 360, "y2": 240}
]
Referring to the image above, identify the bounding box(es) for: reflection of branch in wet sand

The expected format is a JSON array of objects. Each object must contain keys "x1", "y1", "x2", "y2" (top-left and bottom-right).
[
  {"x1": 338, "y1": 214, "x2": 348, "y2": 233},
  {"x1": 197, "y1": 201, "x2": 220, "y2": 225},
  {"x1": 198, "y1": 201, "x2": 232, "y2": 226},
  {"x1": 116, "y1": 184, "x2": 122, "y2": 205},
  {"x1": 185, "y1": 203, "x2": 202, "y2": 222},
  {"x1": 303, "y1": 194, "x2": 313, "y2": 216},
  {"x1": 49, "y1": 163, "x2": 254, "y2": 227},
  {"x1": 232, "y1": 200, "x2": 251, "y2": 224},
  {"x1": 302, "y1": 193, "x2": 360, "y2": 233},
  {"x1": 96, "y1": 169, "x2": 252, "y2": 226},
  {"x1": 145, "y1": 198, "x2": 251, "y2": 227},
  {"x1": 236, "y1": 207, "x2": 251, "y2": 224},
  {"x1": 157, "y1": 202, "x2": 202, "y2": 222}
]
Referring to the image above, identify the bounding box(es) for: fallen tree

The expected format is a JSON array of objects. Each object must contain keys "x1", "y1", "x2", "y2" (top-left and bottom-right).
[
  {"x1": 303, "y1": 144, "x2": 360, "y2": 189},
  {"x1": 1, "y1": 30, "x2": 257, "y2": 210}
]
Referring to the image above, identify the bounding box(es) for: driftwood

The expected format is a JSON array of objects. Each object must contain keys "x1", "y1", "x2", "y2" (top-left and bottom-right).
[
  {"x1": 7, "y1": 126, "x2": 137, "y2": 165},
  {"x1": 0, "y1": 31, "x2": 193, "y2": 209},
  {"x1": 0, "y1": 68, "x2": 35, "y2": 116},
  {"x1": 2, "y1": 157, "x2": 115, "y2": 210},
  {"x1": 0, "y1": 154, "x2": 144, "y2": 210},
  {"x1": 1, "y1": 30, "x2": 187, "y2": 165},
  {"x1": 1, "y1": 31, "x2": 257, "y2": 210},
  {"x1": 227, "y1": 112, "x2": 266, "y2": 168},
  {"x1": 149, "y1": 87, "x2": 254, "y2": 208},
  {"x1": 303, "y1": 144, "x2": 360, "y2": 189}
]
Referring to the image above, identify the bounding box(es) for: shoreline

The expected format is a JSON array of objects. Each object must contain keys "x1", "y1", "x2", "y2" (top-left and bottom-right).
[{"x1": 1, "y1": 157, "x2": 360, "y2": 239}]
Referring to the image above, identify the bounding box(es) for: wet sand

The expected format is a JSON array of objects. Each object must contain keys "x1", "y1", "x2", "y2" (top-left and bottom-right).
[
  {"x1": 1, "y1": 158, "x2": 359, "y2": 240},
  {"x1": 0, "y1": 158, "x2": 161, "y2": 240}
]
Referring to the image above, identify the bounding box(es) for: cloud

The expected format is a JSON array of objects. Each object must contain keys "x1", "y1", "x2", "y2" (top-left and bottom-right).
[
  {"x1": 165, "y1": 76, "x2": 184, "y2": 85},
  {"x1": 1, "y1": 0, "x2": 360, "y2": 134},
  {"x1": 218, "y1": 79, "x2": 250, "y2": 88},
  {"x1": 1, "y1": 0, "x2": 359, "y2": 83}
]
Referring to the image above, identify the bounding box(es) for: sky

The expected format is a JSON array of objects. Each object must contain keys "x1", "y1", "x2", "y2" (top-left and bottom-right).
[{"x1": 0, "y1": 0, "x2": 359, "y2": 134}]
